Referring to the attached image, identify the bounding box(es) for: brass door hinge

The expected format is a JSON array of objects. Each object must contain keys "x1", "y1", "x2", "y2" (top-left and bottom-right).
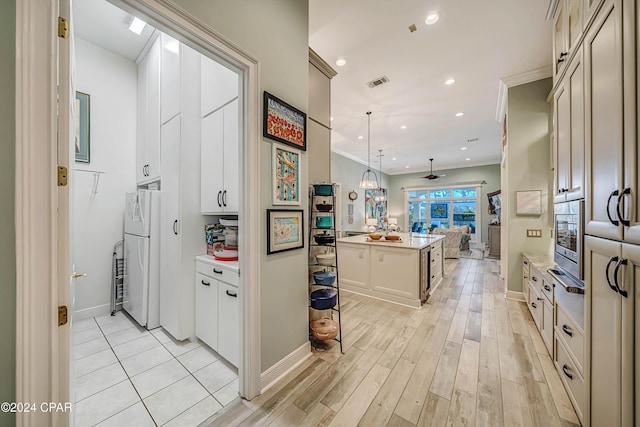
[
  {"x1": 58, "y1": 17, "x2": 69, "y2": 39},
  {"x1": 58, "y1": 306, "x2": 68, "y2": 326},
  {"x1": 58, "y1": 166, "x2": 68, "y2": 186}
]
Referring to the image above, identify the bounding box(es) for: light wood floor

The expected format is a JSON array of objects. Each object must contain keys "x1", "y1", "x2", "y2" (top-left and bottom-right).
[{"x1": 205, "y1": 257, "x2": 581, "y2": 427}]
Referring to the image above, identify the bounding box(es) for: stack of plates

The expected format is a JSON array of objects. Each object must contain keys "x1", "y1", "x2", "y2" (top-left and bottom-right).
[{"x1": 213, "y1": 248, "x2": 238, "y2": 261}]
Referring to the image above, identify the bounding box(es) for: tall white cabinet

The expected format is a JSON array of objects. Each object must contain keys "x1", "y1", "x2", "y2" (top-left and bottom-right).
[{"x1": 136, "y1": 36, "x2": 161, "y2": 184}]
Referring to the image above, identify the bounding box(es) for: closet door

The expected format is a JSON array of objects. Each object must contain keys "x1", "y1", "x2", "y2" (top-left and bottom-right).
[
  {"x1": 200, "y1": 108, "x2": 224, "y2": 214},
  {"x1": 222, "y1": 99, "x2": 239, "y2": 213}
]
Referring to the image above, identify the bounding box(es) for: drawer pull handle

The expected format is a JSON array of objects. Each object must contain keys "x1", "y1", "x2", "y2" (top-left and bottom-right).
[
  {"x1": 201, "y1": 280, "x2": 210, "y2": 286},
  {"x1": 544, "y1": 284, "x2": 551, "y2": 292},
  {"x1": 605, "y1": 256, "x2": 620, "y2": 293},
  {"x1": 531, "y1": 276, "x2": 537, "y2": 282},
  {"x1": 524, "y1": 261, "x2": 528, "y2": 265},
  {"x1": 531, "y1": 302, "x2": 537, "y2": 309},
  {"x1": 616, "y1": 187, "x2": 631, "y2": 227},
  {"x1": 213, "y1": 268, "x2": 223, "y2": 274},
  {"x1": 562, "y1": 324, "x2": 573, "y2": 337},
  {"x1": 606, "y1": 189, "x2": 620, "y2": 226},
  {"x1": 562, "y1": 364, "x2": 573, "y2": 380},
  {"x1": 226, "y1": 290, "x2": 238, "y2": 298}
]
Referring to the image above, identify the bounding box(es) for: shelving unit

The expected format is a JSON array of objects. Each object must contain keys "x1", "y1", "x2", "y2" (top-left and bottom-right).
[{"x1": 308, "y1": 183, "x2": 343, "y2": 352}]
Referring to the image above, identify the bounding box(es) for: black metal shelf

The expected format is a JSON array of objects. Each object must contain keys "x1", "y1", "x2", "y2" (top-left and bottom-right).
[{"x1": 308, "y1": 183, "x2": 343, "y2": 353}]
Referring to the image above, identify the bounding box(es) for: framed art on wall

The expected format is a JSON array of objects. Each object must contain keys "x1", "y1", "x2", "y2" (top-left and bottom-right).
[
  {"x1": 272, "y1": 143, "x2": 301, "y2": 205},
  {"x1": 263, "y1": 91, "x2": 307, "y2": 151},
  {"x1": 75, "y1": 91, "x2": 90, "y2": 163},
  {"x1": 516, "y1": 190, "x2": 541, "y2": 215},
  {"x1": 267, "y1": 209, "x2": 304, "y2": 254}
]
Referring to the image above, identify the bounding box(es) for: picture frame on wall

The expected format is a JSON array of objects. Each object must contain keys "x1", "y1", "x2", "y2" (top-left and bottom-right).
[
  {"x1": 267, "y1": 209, "x2": 304, "y2": 255},
  {"x1": 75, "y1": 91, "x2": 90, "y2": 163},
  {"x1": 263, "y1": 91, "x2": 307, "y2": 151},
  {"x1": 272, "y1": 143, "x2": 301, "y2": 205}
]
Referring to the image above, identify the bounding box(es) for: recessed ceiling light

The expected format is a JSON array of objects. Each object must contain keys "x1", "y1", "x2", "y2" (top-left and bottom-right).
[
  {"x1": 405, "y1": 165, "x2": 410, "y2": 169},
  {"x1": 128, "y1": 17, "x2": 146, "y2": 35},
  {"x1": 400, "y1": 125, "x2": 407, "y2": 130},
  {"x1": 392, "y1": 157, "x2": 397, "y2": 161},
  {"x1": 461, "y1": 147, "x2": 468, "y2": 150},
  {"x1": 357, "y1": 135, "x2": 364, "y2": 140},
  {"x1": 335, "y1": 58, "x2": 347, "y2": 67},
  {"x1": 445, "y1": 78, "x2": 455, "y2": 85},
  {"x1": 455, "y1": 112, "x2": 464, "y2": 117},
  {"x1": 425, "y1": 12, "x2": 439, "y2": 25},
  {"x1": 465, "y1": 158, "x2": 471, "y2": 161},
  {"x1": 330, "y1": 117, "x2": 334, "y2": 121}
]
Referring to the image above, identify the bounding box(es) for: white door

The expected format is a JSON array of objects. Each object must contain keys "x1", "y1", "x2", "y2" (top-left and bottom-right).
[
  {"x1": 223, "y1": 99, "x2": 239, "y2": 212},
  {"x1": 124, "y1": 234, "x2": 150, "y2": 327}
]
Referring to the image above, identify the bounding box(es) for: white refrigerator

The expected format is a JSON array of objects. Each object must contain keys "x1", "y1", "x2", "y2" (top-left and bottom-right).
[{"x1": 124, "y1": 189, "x2": 161, "y2": 329}]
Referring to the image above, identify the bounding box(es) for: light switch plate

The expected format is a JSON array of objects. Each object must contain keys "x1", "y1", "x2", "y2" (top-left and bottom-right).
[{"x1": 526, "y1": 229, "x2": 542, "y2": 237}]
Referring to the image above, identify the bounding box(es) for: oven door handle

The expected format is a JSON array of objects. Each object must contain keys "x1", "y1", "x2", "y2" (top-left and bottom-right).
[
  {"x1": 616, "y1": 187, "x2": 631, "y2": 227},
  {"x1": 613, "y1": 257, "x2": 628, "y2": 298},
  {"x1": 605, "y1": 255, "x2": 620, "y2": 293},
  {"x1": 607, "y1": 189, "x2": 620, "y2": 226}
]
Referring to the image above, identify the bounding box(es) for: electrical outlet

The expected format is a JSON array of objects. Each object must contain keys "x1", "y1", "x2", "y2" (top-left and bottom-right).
[{"x1": 526, "y1": 229, "x2": 542, "y2": 237}]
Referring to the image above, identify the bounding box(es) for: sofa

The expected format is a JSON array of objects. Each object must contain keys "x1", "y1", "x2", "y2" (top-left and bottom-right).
[{"x1": 431, "y1": 225, "x2": 472, "y2": 258}]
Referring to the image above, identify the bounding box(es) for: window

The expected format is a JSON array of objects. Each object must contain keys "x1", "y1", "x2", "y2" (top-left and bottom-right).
[{"x1": 406, "y1": 185, "x2": 482, "y2": 241}]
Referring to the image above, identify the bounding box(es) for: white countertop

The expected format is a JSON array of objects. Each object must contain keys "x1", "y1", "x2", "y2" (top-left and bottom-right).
[
  {"x1": 195, "y1": 255, "x2": 239, "y2": 272},
  {"x1": 337, "y1": 232, "x2": 444, "y2": 250}
]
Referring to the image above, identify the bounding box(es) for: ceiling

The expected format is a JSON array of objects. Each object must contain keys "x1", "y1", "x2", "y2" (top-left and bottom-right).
[
  {"x1": 75, "y1": 0, "x2": 552, "y2": 176},
  {"x1": 309, "y1": 0, "x2": 552, "y2": 175}
]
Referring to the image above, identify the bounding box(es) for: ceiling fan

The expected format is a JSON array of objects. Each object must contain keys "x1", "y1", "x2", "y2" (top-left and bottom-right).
[{"x1": 423, "y1": 158, "x2": 446, "y2": 180}]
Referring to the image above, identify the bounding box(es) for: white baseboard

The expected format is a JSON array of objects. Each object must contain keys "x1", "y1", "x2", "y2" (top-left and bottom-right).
[
  {"x1": 73, "y1": 303, "x2": 112, "y2": 321},
  {"x1": 260, "y1": 341, "x2": 311, "y2": 394},
  {"x1": 505, "y1": 290, "x2": 525, "y2": 302}
]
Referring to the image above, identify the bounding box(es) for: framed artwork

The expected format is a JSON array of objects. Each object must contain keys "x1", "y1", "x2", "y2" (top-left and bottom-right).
[
  {"x1": 365, "y1": 188, "x2": 387, "y2": 221},
  {"x1": 431, "y1": 202, "x2": 448, "y2": 219},
  {"x1": 75, "y1": 91, "x2": 90, "y2": 163},
  {"x1": 272, "y1": 143, "x2": 301, "y2": 205},
  {"x1": 516, "y1": 190, "x2": 542, "y2": 215},
  {"x1": 267, "y1": 209, "x2": 304, "y2": 254},
  {"x1": 263, "y1": 91, "x2": 307, "y2": 151},
  {"x1": 487, "y1": 190, "x2": 502, "y2": 215}
]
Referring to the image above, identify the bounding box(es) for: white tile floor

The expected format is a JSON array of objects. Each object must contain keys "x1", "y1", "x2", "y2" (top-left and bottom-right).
[{"x1": 72, "y1": 311, "x2": 239, "y2": 427}]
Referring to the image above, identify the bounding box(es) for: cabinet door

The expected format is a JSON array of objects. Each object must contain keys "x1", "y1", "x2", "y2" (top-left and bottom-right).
[
  {"x1": 567, "y1": 52, "x2": 584, "y2": 200},
  {"x1": 218, "y1": 282, "x2": 239, "y2": 367},
  {"x1": 201, "y1": 56, "x2": 239, "y2": 117},
  {"x1": 336, "y1": 244, "x2": 370, "y2": 291},
  {"x1": 554, "y1": 82, "x2": 570, "y2": 201},
  {"x1": 195, "y1": 273, "x2": 218, "y2": 350},
  {"x1": 145, "y1": 37, "x2": 161, "y2": 182},
  {"x1": 160, "y1": 33, "x2": 181, "y2": 125},
  {"x1": 201, "y1": 109, "x2": 225, "y2": 214},
  {"x1": 584, "y1": 0, "x2": 624, "y2": 241},
  {"x1": 370, "y1": 247, "x2": 418, "y2": 300},
  {"x1": 620, "y1": 243, "x2": 639, "y2": 426},
  {"x1": 567, "y1": 0, "x2": 584, "y2": 52},
  {"x1": 585, "y1": 235, "x2": 631, "y2": 427},
  {"x1": 522, "y1": 257, "x2": 530, "y2": 304},
  {"x1": 222, "y1": 99, "x2": 239, "y2": 212},
  {"x1": 541, "y1": 299, "x2": 554, "y2": 355},
  {"x1": 528, "y1": 286, "x2": 543, "y2": 330},
  {"x1": 553, "y1": 2, "x2": 568, "y2": 81},
  {"x1": 136, "y1": 50, "x2": 149, "y2": 184},
  {"x1": 159, "y1": 115, "x2": 182, "y2": 339}
]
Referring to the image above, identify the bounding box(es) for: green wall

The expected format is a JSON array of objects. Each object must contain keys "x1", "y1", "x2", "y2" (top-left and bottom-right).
[{"x1": 0, "y1": 0, "x2": 16, "y2": 425}]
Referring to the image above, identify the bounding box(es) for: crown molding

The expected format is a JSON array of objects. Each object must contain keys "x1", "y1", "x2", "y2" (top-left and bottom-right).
[
  {"x1": 309, "y1": 48, "x2": 337, "y2": 79},
  {"x1": 546, "y1": 0, "x2": 560, "y2": 21},
  {"x1": 495, "y1": 65, "x2": 553, "y2": 122},
  {"x1": 331, "y1": 147, "x2": 369, "y2": 167}
]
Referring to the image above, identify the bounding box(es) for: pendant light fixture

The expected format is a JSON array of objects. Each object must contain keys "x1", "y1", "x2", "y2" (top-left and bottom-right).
[
  {"x1": 359, "y1": 112, "x2": 380, "y2": 189},
  {"x1": 374, "y1": 149, "x2": 387, "y2": 202}
]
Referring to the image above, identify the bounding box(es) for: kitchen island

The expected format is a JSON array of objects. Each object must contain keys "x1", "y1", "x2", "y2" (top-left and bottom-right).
[{"x1": 336, "y1": 233, "x2": 444, "y2": 308}]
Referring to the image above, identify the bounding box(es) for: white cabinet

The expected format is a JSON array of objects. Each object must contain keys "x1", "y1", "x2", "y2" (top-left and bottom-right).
[
  {"x1": 218, "y1": 282, "x2": 239, "y2": 367},
  {"x1": 336, "y1": 243, "x2": 370, "y2": 291},
  {"x1": 370, "y1": 246, "x2": 419, "y2": 301},
  {"x1": 522, "y1": 257, "x2": 530, "y2": 304},
  {"x1": 195, "y1": 272, "x2": 218, "y2": 349},
  {"x1": 201, "y1": 99, "x2": 239, "y2": 214},
  {"x1": 195, "y1": 258, "x2": 239, "y2": 367},
  {"x1": 201, "y1": 55, "x2": 239, "y2": 117},
  {"x1": 554, "y1": 50, "x2": 584, "y2": 202},
  {"x1": 136, "y1": 36, "x2": 161, "y2": 184},
  {"x1": 585, "y1": 235, "x2": 633, "y2": 426},
  {"x1": 541, "y1": 298, "x2": 554, "y2": 355},
  {"x1": 553, "y1": 0, "x2": 584, "y2": 84},
  {"x1": 584, "y1": 0, "x2": 639, "y2": 243},
  {"x1": 160, "y1": 33, "x2": 181, "y2": 125}
]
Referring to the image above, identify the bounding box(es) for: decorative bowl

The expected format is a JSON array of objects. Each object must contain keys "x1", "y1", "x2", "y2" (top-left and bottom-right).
[
  {"x1": 315, "y1": 202, "x2": 333, "y2": 212},
  {"x1": 313, "y1": 269, "x2": 336, "y2": 286},
  {"x1": 384, "y1": 234, "x2": 400, "y2": 241},
  {"x1": 309, "y1": 288, "x2": 338, "y2": 310},
  {"x1": 369, "y1": 233, "x2": 382, "y2": 240},
  {"x1": 316, "y1": 252, "x2": 336, "y2": 266}
]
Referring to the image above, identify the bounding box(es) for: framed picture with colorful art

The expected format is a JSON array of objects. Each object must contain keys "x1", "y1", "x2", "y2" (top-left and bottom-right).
[
  {"x1": 263, "y1": 91, "x2": 307, "y2": 151},
  {"x1": 266, "y1": 209, "x2": 304, "y2": 255},
  {"x1": 75, "y1": 91, "x2": 90, "y2": 163},
  {"x1": 272, "y1": 143, "x2": 301, "y2": 205}
]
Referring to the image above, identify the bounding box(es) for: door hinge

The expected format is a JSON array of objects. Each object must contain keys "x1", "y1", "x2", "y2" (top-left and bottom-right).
[
  {"x1": 58, "y1": 306, "x2": 68, "y2": 326},
  {"x1": 58, "y1": 17, "x2": 69, "y2": 39},
  {"x1": 58, "y1": 166, "x2": 68, "y2": 186}
]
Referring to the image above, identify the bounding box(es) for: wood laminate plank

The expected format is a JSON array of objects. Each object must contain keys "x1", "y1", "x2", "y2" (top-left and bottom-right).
[
  {"x1": 423, "y1": 317, "x2": 449, "y2": 356},
  {"x1": 469, "y1": 293, "x2": 483, "y2": 313},
  {"x1": 501, "y1": 379, "x2": 534, "y2": 427},
  {"x1": 446, "y1": 389, "x2": 476, "y2": 426},
  {"x1": 476, "y1": 382, "x2": 504, "y2": 427},
  {"x1": 507, "y1": 300, "x2": 529, "y2": 336},
  {"x1": 416, "y1": 392, "x2": 450, "y2": 427},
  {"x1": 446, "y1": 312, "x2": 468, "y2": 344},
  {"x1": 394, "y1": 351, "x2": 439, "y2": 424},
  {"x1": 513, "y1": 332, "x2": 545, "y2": 383},
  {"x1": 494, "y1": 303, "x2": 513, "y2": 337},
  {"x1": 378, "y1": 325, "x2": 418, "y2": 369},
  {"x1": 496, "y1": 332, "x2": 522, "y2": 385},
  {"x1": 342, "y1": 321, "x2": 373, "y2": 352},
  {"x1": 358, "y1": 358, "x2": 416, "y2": 426},
  {"x1": 538, "y1": 353, "x2": 580, "y2": 425},
  {"x1": 477, "y1": 336, "x2": 500, "y2": 388},
  {"x1": 326, "y1": 363, "x2": 391, "y2": 427},
  {"x1": 267, "y1": 404, "x2": 307, "y2": 427},
  {"x1": 401, "y1": 322, "x2": 434, "y2": 363},
  {"x1": 522, "y1": 376, "x2": 564, "y2": 427},
  {"x1": 423, "y1": 301, "x2": 444, "y2": 325},
  {"x1": 454, "y1": 338, "x2": 480, "y2": 396},
  {"x1": 387, "y1": 413, "x2": 416, "y2": 427},
  {"x1": 297, "y1": 403, "x2": 335, "y2": 427},
  {"x1": 480, "y1": 305, "x2": 497, "y2": 338},
  {"x1": 429, "y1": 340, "x2": 462, "y2": 400},
  {"x1": 204, "y1": 400, "x2": 254, "y2": 427},
  {"x1": 525, "y1": 318, "x2": 548, "y2": 355},
  {"x1": 456, "y1": 294, "x2": 472, "y2": 313},
  {"x1": 482, "y1": 292, "x2": 495, "y2": 312},
  {"x1": 464, "y1": 311, "x2": 482, "y2": 343}
]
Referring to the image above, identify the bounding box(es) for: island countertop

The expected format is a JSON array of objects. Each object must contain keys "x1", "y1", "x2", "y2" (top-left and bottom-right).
[{"x1": 336, "y1": 232, "x2": 444, "y2": 250}]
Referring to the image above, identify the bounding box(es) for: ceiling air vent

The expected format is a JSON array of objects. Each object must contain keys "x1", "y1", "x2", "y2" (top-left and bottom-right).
[
  {"x1": 467, "y1": 137, "x2": 479, "y2": 143},
  {"x1": 367, "y1": 76, "x2": 390, "y2": 88}
]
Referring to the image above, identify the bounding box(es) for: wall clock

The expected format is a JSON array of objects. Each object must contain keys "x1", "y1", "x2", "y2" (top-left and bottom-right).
[{"x1": 348, "y1": 190, "x2": 358, "y2": 201}]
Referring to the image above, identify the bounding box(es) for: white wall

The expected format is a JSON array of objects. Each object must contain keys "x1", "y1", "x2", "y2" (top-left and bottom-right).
[
  {"x1": 504, "y1": 78, "x2": 553, "y2": 294},
  {"x1": 73, "y1": 38, "x2": 137, "y2": 316}
]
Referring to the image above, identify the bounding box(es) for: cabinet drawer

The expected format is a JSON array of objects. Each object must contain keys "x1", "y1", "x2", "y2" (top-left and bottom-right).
[
  {"x1": 528, "y1": 286, "x2": 543, "y2": 329},
  {"x1": 541, "y1": 299, "x2": 554, "y2": 356},
  {"x1": 555, "y1": 337, "x2": 584, "y2": 422},
  {"x1": 218, "y1": 282, "x2": 239, "y2": 367},
  {"x1": 529, "y1": 267, "x2": 543, "y2": 293},
  {"x1": 195, "y1": 273, "x2": 218, "y2": 350},
  {"x1": 522, "y1": 257, "x2": 530, "y2": 276},
  {"x1": 555, "y1": 303, "x2": 584, "y2": 372},
  {"x1": 540, "y1": 278, "x2": 554, "y2": 304},
  {"x1": 196, "y1": 260, "x2": 239, "y2": 286}
]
